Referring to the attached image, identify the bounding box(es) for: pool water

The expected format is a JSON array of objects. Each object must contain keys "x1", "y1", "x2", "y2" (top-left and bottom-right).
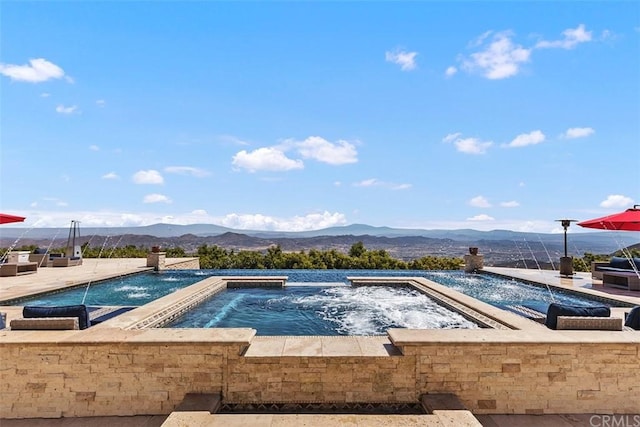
[
  {"x1": 3, "y1": 269, "x2": 625, "y2": 318},
  {"x1": 1, "y1": 270, "x2": 213, "y2": 306},
  {"x1": 166, "y1": 285, "x2": 481, "y2": 335},
  {"x1": 423, "y1": 271, "x2": 609, "y2": 314}
]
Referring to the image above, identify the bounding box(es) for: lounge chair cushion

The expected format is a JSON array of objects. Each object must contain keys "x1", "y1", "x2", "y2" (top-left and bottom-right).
[
  {"x1": 545, "y1": 303, "x2": 610, "y2": 330},
  {"x1": 624, "y1": 306, "x2": 640, "y2": 330},
  {"x1": 23, "y1": 305, "x2": 90, "y2": 330},
  {"x1": 610, "y1": 257, "x2": 632, "y2": 270}
]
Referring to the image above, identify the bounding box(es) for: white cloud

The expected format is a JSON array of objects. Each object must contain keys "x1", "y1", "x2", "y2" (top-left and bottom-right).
[
  {"x1": 462, "y1": 31, "x2": 531, "y2": 79},
  {"x1": 0, "y1": 58, "x2": 66, "y2": 83},
  {"x1": 219, "y1": 211, "x2": 347, "y2": 232},
  {"x1": 42, "y1": 197, "x2": 68, "y2": 207},
  {"x1": 191, "y1": 209, "x2": 208, "y2": 215},
  {"x1": 218, "y1": 135, "x2": 250, "y2": 146},
  {"x1": 295, "y1": 136, "x2": 358, "y2": 165},
  {"x1": 354, "y1": 178, "x2": 379, "y2": 187},
  {"x1": 132, "y1": 170, "x2": 164, "y2": 184},
  {"x1": 600, "y1": 195, "x2": 634, "y2": 209},
  {"x1": 143, "y1": 194, "x2": 172, "y2": 204},
  {"x1": 164, "y1": 166, "x2": 211, "y2": 177},
  {"x1": 535, "y1": 24, "x2": 592, "y2": 49},
  {"x1": 353, "y1": 178, "x2": 411, "y2": 190},
  {"x1": 102, "y1": 172, "x2": 119, "y2": 180},
  {"x1": 563, "y1": 127, "x2": 594, "y2": 139},
  {"x1": 469, "y1": 196, "x2": 492, "y2": 208},
  {"x1": 12, "y1": 208, "x2": 569, "y2": 233},
  {"x1": 467, "y1": 214, "x2": 495, "y2": 221},
  {"x1": 232, "y1": 147, "x2": 304, "y2": 173},
  {"x1": 55, "y1": 104, "x2": 78, "y2": 114},
  {"x1": 41, "y1": 92, "x2": 50, "y2": 97},
  {"x1": 445, "y1": 66, "x2": 457, "y2": 77},
  {"x1": 89, "y1": 145, "x2": 99, "y2": 151},
  {"x1": 500, "y1": 201, "x2": 520, "y2": 208},
  {"x1": 504, "y1": 130, "x2": 545, "y2": 148},
  {"x1": 96, "y1": 99, "x2": 106, "y2": 107},
  {"x1": 444, "y1": 133, "x2": 493, "y2": 154},
  {"x1": 600, "y1": 30, "x2": 614, "y2": 41},
  {"x1": 456, "y1": 137, "x2": 493, "y2": 154},
  {"x1": 385, "y1": 49, "x2": 418, "y2": 71},
  {"x1": 442, "y1": 133, "x2": 462, "y2": 143},
  {"x1": 392, "y1": 183, "x2": 412, "y2": 190}
]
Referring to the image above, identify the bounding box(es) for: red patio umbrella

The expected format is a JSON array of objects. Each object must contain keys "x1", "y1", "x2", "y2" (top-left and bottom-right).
[
  {"x1": 0, "y1": 213, "x2": 26, "y2": 225},
  {"x1": 577, "y1": 205, "x2": 640, "y2": 231}
]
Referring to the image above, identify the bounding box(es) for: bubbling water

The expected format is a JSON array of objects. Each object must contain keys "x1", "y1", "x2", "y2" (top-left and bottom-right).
[{"x1": 286, "y1": 286, "x2": 479, "y2": 335}]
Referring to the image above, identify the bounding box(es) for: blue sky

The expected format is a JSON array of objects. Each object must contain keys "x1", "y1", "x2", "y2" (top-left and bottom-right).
[{"x1": 1, "y1": 1, "x2": 639, "y2": 233}]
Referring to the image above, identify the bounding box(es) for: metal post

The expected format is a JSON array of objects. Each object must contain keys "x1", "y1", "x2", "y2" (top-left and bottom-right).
[{"x1": 561, "y1": 219, "x2": 569, "y2": 257}]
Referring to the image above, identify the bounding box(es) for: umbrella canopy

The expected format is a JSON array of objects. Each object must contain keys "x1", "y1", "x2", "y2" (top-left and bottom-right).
[
  {"x1": 577, "y1": 205, "x2": 640, "y2": 231},
  {"x1": 0, "y1": 213, "x2": 26, "y2": 225}
]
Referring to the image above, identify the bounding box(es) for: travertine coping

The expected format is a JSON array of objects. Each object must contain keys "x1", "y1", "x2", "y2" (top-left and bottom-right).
[
  {"x1": 0, "y1": 325, "x2": 256, "y2": 345},
  {"x1": 245, "y1": 335, "x2": 402, "y2": 357},
  {"x1": 387, "y1": 327, "x2": 640, "y2": 348},
  {"x1": 161, "y1": 411, "x2": 483, "y2": 426}
]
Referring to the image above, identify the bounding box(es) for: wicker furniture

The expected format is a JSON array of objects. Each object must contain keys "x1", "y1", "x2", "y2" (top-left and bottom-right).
[
  {"x1": 602, "y1": 271, "x2": 640, "y2": 291},
  {"x1": 0, "y1": 262, "x2": 38, "y2": 277},
  {"x1": 52, "y1": 257, "x2": 83, "y2": 267},
  {"x1": 10, "y1": 317, "x2": 79, "y2": 330},
  {"x1": 556, "y1": 316, "x2": 623, "y2": 331}
]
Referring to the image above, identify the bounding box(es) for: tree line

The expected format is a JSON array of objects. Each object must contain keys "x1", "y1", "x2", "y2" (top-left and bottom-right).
[
  {"x1": 2, "y1": 241, "x2": 462, "y2": 270},
  {"x1": 195, "y1": 241, "x2": 463, "y2": 270},
  {"x1": 2, "y1": 242, "x2": 637, "y2": 272}
]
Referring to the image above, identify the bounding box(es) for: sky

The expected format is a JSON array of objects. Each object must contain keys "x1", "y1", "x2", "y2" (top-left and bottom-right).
[{"x1": 1, "y1": 1, "x2": 639, "y2": 234}]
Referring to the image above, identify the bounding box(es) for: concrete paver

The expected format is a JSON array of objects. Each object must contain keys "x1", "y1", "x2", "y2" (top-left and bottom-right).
[{"x1": 0, "y1": 413, "x2": 612, "y2": 426}]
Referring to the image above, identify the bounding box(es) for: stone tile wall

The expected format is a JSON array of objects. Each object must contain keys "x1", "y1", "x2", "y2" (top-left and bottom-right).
[
  {"x1": 226, "y1": 355, "x2": 417, "y2": 404},
  {"x1": 2, "y1": 334, "x2": 639, "y2": 418},
  {"x1": 164, "y1": 258, "x2": 200, "y2": 270},
  {"x1": 403, "y1": 342, "x2": 640, "y2": 414},
  {"x1": 1, "y1": 339, "x2": 241, "y2": 418}
]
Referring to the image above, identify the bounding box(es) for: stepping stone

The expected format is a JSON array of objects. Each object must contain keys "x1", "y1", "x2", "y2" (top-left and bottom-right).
[
  {"x1": 175, "y1": 393, "x2": 221, "y2": 413},
  {"x1": 421, "y1": 393, "x2": 468, "y2": 413}
]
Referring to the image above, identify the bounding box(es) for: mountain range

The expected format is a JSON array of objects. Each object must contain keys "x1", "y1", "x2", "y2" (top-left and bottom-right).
[{"x1": 1, "y1": 223, "x2": 637, "y2": 267}]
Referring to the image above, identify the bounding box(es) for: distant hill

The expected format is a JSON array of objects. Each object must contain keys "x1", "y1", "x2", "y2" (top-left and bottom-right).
[{"x1": 1, "y1": 222, "x2": 637, "y2": 265}]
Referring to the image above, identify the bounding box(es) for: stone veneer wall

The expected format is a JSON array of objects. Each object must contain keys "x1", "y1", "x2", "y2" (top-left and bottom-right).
[
  {"x1": 227, "y1": 355, "x2": 417, "y2": 404},
  {"x1": 164, "y1": 258, "x2": 200, "y2": 270},
  {"x1": 1, "y1": 333, "x2": 247, "y2": 418},
  {"x1": 403, "y1": 341, "x2": 640, "y2": 414},
  {"x1": 146, "y1": 255, "x2": 200, "y2": 271},
  {"x1": 1, "y1": 332, "x2": 639, "y2": 418}
]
